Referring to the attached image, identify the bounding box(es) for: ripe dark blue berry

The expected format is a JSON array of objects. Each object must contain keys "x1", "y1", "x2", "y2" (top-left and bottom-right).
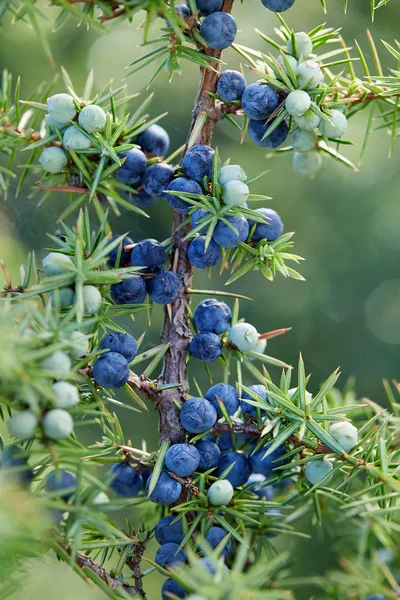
[
  {"x1": 162, "y1": 579, "x2": 185, "y2": 600},
  {"x1": 261, "y1": 0, "x2": 295, "y2": 11},
  {"x1": 205, "y1": 526, "x2": 232, "y2": 557},
  {"x1": 194, "y1": 439, "x2": 221, "y2": 471},
  {"x1": 136, "y1": 124, "x2": 170, "y2": 157},
  {"x1": 146, "y1": 270, "x2": 180, "y2": 304},
  {"x1": 248, "y1": 208, "x2": 284, "y2": 242},
  {"x1": 182, "y1": 144, "x2": 214, "y2": 182},
  {"x1": 248, "y1": 119, "x2": 289, "y2": 148},
  {"x1": 116, "y1": 149, "x2": 147, "y2": 185},
  {"x1": 127, "y1": 189, "x2": 157, "y2": 210},
  {"x1": 193, "y1": 298, "x2": 231, "y2": 334},
  {"x1": 188, "y1": 236, "x2": 221, "y2": 269},
  {"x1": 191, "y1": 208, "x2": 209, "y2": 233},
  {"x1": 155, "y1": 542, "x2": 186, "y2": 569},
  {"x1": 130, "y1": 238, "x2": 166, "y2": 273},
  {"x1": 216, "y1": 451, "x2": 251, "y2": 488},
  {"x1": 1, "y1": 445, "x2": 33, "y2": 487},
  {"x1": 200, "y1": 12, "x2": 237, "y2": 50},
  {"x1": 205, "y1": 383, "x2": 239, "y2": 415},
  {"x1": 155, "y1": 515, "x2": 184, "y2": 545},
  {"x1": 45, "y1": 470, "x2": 76, "y2": 501},
  {"x1": 100, "y1": 332, "x2": 138, "y2": 362},
  {"x1": 241, "y1": 83, "x2": 279, "y2": 120},
  {"x1": 93, "y1": 352, "x2": 130, "y2": 389},
  {"x1": 212, "y1": 215, "x2": 249, "y2": 248},
  {"x1": 110, "y1": 277, "x2": 147, "y2": 305},
  {"x1": 217, "y1": 70, "x2": 247, "y2": 103},
  {"x1": 165, "y1": 177, "x2": 202, "y2": 214},
  {"x1": 250, "y1": 442, "x2": 287, "y2": 477},
  {"x1": 180, "y1": 397, "x2": 217, "y2": 433},
  {"x1": 165, "y1": 443, "x2": 200, "y2": 477},
  {"x1": 107, "y1": 235, "x2": 133, "y2": 267},
  {"x1": 146, "y1": 470, "x2": 182, "y2": 505},
  {"x1": 109, "y1": 462, "x2": 143, "y2": 497},
  {"x1": 195, "y1": 0, "x2": 223, "y2": 16},
  {"x1": 241, "y1": 384, "x2": 267, "y2": 418},
  {"x1": 190, "y1": 332, "x2": 222, "y2": 362},
  {"x1": 143, "y1": 163, "x2": 175, "y2": 197}
]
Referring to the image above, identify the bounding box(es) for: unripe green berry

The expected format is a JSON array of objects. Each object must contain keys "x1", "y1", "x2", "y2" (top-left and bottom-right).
[
  {"x1": 293, "y1": 151, "x2": 322, "y2": 176},
  {"x1": 285, "y1": 90, "x2": 311, "y2": 117},
  {"x1": 289, "y1": 128, "x2": 317, "y2": 152},
  {"x1": 42, "y1": 252, "x2": 74, "y2": 277},
  {"x1": 228, "y1": 322, "x2": 259, "y2": 351},
  {"x1": 219, "y1": 164, "x2": 247, "y2": 187},
  {"x1": 305, "y1": 458, "x2": 333, "y2": 485},
  {"x1": 92, "y1": 491, "x2": 110, "y2": 504},
  {"x1": 77, "y1": 285, "x2": 102, "y2": 316},
  {"x1": 41, "y1": 350, "x2": 72, "y2": 374},
  {"x1": 208, "y1": 479, "x2": 234, "y2": 506},
  {"x1": 52, "y1": 381, "x2": 80, "y2": 409},
  {"x1": 319, "y1": 109, "x2": 348, "y2": 139},
  {"x1": 68, "y1": 331, "x2": 90, "y2": 359},
  {"x1": 277, "y1": 54, "x2": 298, "y2": 71},
  {"x1": 7, "y1": 411, "x2": 38, "y2": 441},
  {"x1": 293, "y1": 108, "x2": 321, "y2": 131},
  {"x1": 288, "y1": 387, "x2": 312, "y2": 404},
  {"x1": 330, "y1": 421, "x2": 358, "y2": 452},
  {"x1": 295, "y1": 61, "x2": 323, "y2": 89},
  {"x1": 47, "y1": 93, "x2": 76, "y2": 125},
  {"x1": 50, "y1": 287, "x2": 74, "y2": 309},
  {"x1": 221, "y1": 180, "x2": 249, "y2": 206},
  {"x1": 43, "y1": 409, "x2": 74, "y2": 440},
  {"x1": 63, "y1": 126, "x2": 91, "y2": 150},
  {"x1": 39, "y1": 146, "x2": 68, "y2": 174},
  {"x1": 78, "y1": 105, "x2": 107, "y2": 133},
  {"x1": 287, "y1": 32, "x2": 313, "y2": 60}
]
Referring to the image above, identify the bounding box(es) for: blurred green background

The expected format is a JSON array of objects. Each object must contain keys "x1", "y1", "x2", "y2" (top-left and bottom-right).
[{"x1": 1, "y1": 0, "x2": 400, "y2": 598}]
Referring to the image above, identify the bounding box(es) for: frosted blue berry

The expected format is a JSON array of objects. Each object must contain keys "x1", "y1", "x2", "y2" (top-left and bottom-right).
[
  {"x1": 155, "y1": 542, "x2": 186, "y2": 569},
  {"x1": 217, "y1": 70, "x2": 247, "y2": 103},
  {"x1": 182, "y1": 144, "x2": 214, "y2": 182},
  {"x1": 205, "y1": 383, "x2": 239, "y2": 415},
  {"x1": 42, "y1": 252, "x2": 73, "y2": 276},
  {"x1": 109, "y1": 462, "x2": 143, "y2": 497},
  {"x1": 41, "y1": 350, "x2": 71, "y2": 373},
  {"x1": 261, "y1": 0, "x2": 295, "y2": 11},
  {"x1": 110, "y1": 277, "x2": 147, "y2": 305},
  {"x1": 248, "y1": 119, "x2": 289, "y2": 148},
  {"x1": 39, "y1": 146, "x2": 68, "y2": 174},
  {"x1": 130, "y1": 238, "x2": 166, "y2": 273},
  {"x1": 319, "y1": 109, "x2": 348, "y2": 138},
  {"x1": 290, "y1": 128, "x2": 317, "y2": 151},
  {"x1": 194, "y1": 439, "x2": 221, "y2": 471},
  {"x1": 147, "y1": 270, "x2": 180, "y2": 304},
  {"x1": 219, "y1": 164, "x2": 247, "y2": 188},
  {"x1": 293, "y1": 151, "x2": 322, "y2": 176},
  {"x1": 194, "y1": 0, "x2": 223, "y2": 15},
  {"x1": 242, "y1": 83, "x2": 279, "y2": 120},
  {"x1": 207, "y1": 480, "x2": 234, "y2": 506},
  {"x1": 47, "y1": 93, "x2": 76, "y2": 125},
  {"x1": 93, "y1": 352, "x2": 130, "y2": 389},
  {"x1": 216, "y1": 451, "x2": 251, "y2": 488},
  {"x1": 165, "y1": 177, "x2": 202, "y2": 214},
  {"x1": 191, "y1": 208, "x2": 209, "y2": 233},
  {"x1": 143, "y1": 162, "x2": 175, "y2": 197},
  {"x1": 180, "y1": 397, "x2": 217, "y2": 433},
  {"x1": 221, "y1": 180, "x2": 249, "y2": 207},
  {"x1": 228, "y1": 322, "x2": 259, "y2": 351},
  {"x1": 205, "y1": 526, "x2": 232, "y2": 556},
  {"x1": 241, "y1": 384, "x2": 267, "y2": 418},
  {"x1": 305, "y1": 459, "x2": 333, "y2": 486},
  {"x1": 78, "y1": 285, "x2": 102, "y2": 316},
  {"x1": 188, "y1": 236, "x2": 221, "y2": 269},
  {"x1": 285, "y1": 90, "x2": 311, "y2": 117},
  {"x1": 43, "y1": 409, "x2": 74, "y2": 440},
  {"x1": 330, "y1": 421, "x2": 358, "y2": 452},
  {"x1": 107, "y1": 234, "x2": 134, "y2": 267},
  {"x1": 136, "y1": 124, "x2": 170, "y2": 156},
  {"x1": 248, "y1": 207, "x2": 284, "y2": 242},
  {"x1": 146, "y1": 470, "x2": 182, "y2": 505},
  {"x1": 295, "y1": 60, "x2": 323, "y2": 89},
  {"x1": 52, "y1": 381, "x2": 80, "y2": 408},
  {"x1": 200, "y1": 12, "x2": 237, "y2": 50},
  {"x1": 126, "y1": 189, "x2": 157, "y2": 209},
  {"x1": 45, "y1": 470, "x2": 76, "y2": 500},
  {"x1": 155, "y1": 516, "x2": 184, "y2": 545},
  {"x1": 50, "y1": 287, "x2": 74, "y2": 309},
  {"x1": 165, "y1": 443, "x2": 200, "y2": 477},
  {"x1": 287, "y1": 32, "x2": 313, "y2": 60},
  {"x1": 190, "y1": 332, "x2": 222, "y2": 362},
  {"x1": 63, "y1": 126, "x2": 91, "y2": 150},
  {"x1": 194, "y1": 298, "x2": 231, "y2": 334},
  {"x1": 293, "y1": 108, "x2": 321, "y2": 131},
  {"x1": 250, "y1": 442, "x2": 287, "y2": 477},
  {"x1": 213, "y1": 215, "x2": 249, "y2": 248},
  {"x1": 162, "y1": 579, "x2": 185, "y2": 600},
  {"x1": 100, "y1": 332, "x2": 138, "y2": 362},
  {"x1": 78, "y1": 104, "x2": 107, "y2": 133},
  {"x1": 7, "y1": 411, "x2": 38, "y2": 441},
  {"x1": 116, "y1": 149, "x2": 147, "y2": 185}
]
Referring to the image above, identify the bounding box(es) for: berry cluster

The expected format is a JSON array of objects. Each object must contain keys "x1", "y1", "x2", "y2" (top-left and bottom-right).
[{"x1": 93, "y1": 332, "x2": 138, "y2": 390}]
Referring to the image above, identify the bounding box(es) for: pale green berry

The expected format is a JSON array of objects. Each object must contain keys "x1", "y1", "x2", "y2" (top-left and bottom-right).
[
  {"x1": 228, "y1": 322, "x2": 259, "y2": 351},
  {"x1": 63, "y1": 126, "x2": 92, "y2": 150},
  {"x1": 208, "y1": 479, "x2": 234, "y2": 506},
  {"x1": 295, "y1": 60, "x2": 323, "y2": 90},
  {"x1": 52, "y1": 381, "x2": 80, "y2": 409},
  {"x1": 221, "y1": 180, "x2": 249, "y2": 206},
  {"x1": 305, "y1": 459, "x2": 333, "y2": 485},
  {"x1": 254, "y1": 337, "x2": 267, "y2": 354},
  {"x1": 293, "y1": 108, "x2": 321, "y2": 131},
  {"x1": 41, "y1": 350, "x2": 71, "y2": 374},
  {"x1": 47, "y1": 93, "x2": 77, "y2": 125},
  {"x1": 45, "y1": 114, "x2": 68, "y2": 132},
  {"x1": 277, "y1": 54, "x2": 298, "y2": 71},
  {"x1": 39, "y1": 146, "x2": 68, "y2": 174},
  {"x1": 7, "y1": 411, "x2": 38, "y2": 441},
  {"x1": 219, "y1": 164, "x2": 247, "y2": 187},
  {"x1": 92, "y1": 491, "x2": 110, "y2": 504},
  {"x1": 68, "y1": 331, "x2": 90, "y2": 359},
  {"x1": 50, "y1": 287, "x2": 74, "y2": 309},
  {"x1": 289, "y1": 128, "x2": 317, "y2": 152},
  {"x1": 42, "y1": 252, "x2": 74, "y2": 277},
  {"x1": 330, "y1": 421, "x2": 358, "y2": 452},
  {"x1": 78, "y1": 105, "x2": 107, "y2": 133},
  {"x1": 319, "y1": 109, "x2": 348, "y2": 139},
  {"x1": 77, "y1": 285, "x2": 102, "y2": 316},
  {"x1": 288, "y1": 387, "x2": 312, "y2": 404},
  {"x1": 293, "y1": 151, "x2": 322, "y2": 176},
  {"x1": 287, "y1": 32, "x2": 313, "y2": 60},
  {"x1": 285, "y1": 90, "x2": 311, "y2": 117},
  {"x1": 43, "y1": 409, "x2": 74, "y2": 441}
]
